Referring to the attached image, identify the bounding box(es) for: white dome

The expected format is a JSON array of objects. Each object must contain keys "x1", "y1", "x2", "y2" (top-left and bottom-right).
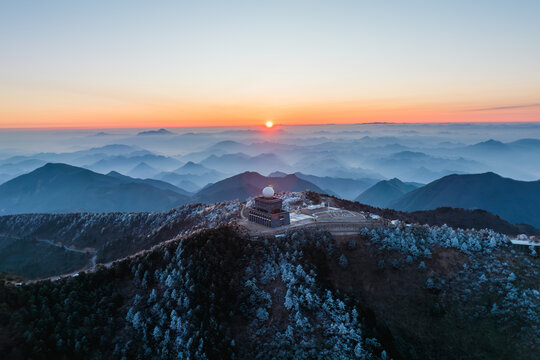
[{"x1": 262, "y1": 186, "x2": 275, "y2": 197}]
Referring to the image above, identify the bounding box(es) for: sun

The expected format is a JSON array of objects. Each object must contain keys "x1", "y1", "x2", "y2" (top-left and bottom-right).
[{"x1": 265, "y1": 121, "x2": 274, "y2": 128}]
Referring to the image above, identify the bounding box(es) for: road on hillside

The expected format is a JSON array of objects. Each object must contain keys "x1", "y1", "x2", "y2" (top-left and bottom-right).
[{"x1": 36, "y1": 238, "x2": 98, "y2": 266}]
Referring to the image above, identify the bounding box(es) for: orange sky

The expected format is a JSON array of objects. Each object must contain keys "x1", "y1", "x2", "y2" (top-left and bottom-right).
[
  {"x1": 1, "y1": 1, "x2": 539, "y2": 129},
  {"x1": 1, "y1": 99, "x2": 539, "y2": 129}
]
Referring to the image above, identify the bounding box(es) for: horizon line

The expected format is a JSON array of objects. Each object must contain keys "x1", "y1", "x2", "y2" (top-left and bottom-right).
[{"x1": 1, "y1": 120, "x2": 540, "y2": 131}]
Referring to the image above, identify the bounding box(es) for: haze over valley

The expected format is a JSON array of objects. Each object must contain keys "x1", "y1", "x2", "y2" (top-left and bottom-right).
[{"x1": 1, "y1": 123, "x2": 540, "y2": 230}]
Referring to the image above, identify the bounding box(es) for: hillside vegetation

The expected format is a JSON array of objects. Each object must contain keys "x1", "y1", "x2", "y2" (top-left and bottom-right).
[
  {"x1": 2, "y1": 189, "x2": 538, "y2": 281},
  {"x1": 0, "y1": 221, "x2": 538, "y2": 359},
  {"x1": 0, "y1": 202, "x2": 240, "y2": 279},
  {"x1": 0, "y1": 236, "x2": 91, "y2": 279}
]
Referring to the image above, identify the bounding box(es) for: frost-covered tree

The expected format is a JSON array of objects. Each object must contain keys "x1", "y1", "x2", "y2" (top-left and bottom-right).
[{"x1": 339, "y1": 253, "x2": 349, "y2": 268}]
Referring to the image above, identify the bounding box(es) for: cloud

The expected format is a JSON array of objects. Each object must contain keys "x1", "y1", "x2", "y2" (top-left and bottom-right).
[{"x1": 472, "y1": 103, "x2": 540, "y2": 112}]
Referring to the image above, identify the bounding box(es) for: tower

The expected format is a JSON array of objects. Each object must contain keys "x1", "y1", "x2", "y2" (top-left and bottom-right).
[{"x1": 248, "y1": 186, "x2": 290, "y2": 228}]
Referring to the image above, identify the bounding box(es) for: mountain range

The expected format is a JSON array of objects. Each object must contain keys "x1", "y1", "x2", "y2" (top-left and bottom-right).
[
  {"x1": 355, "y1": 178, "x2": 422, "y2": 207},
  {"x1": 153, "y1": 162, "x2": 227, "y2": 192},
  {"x1": 391, "y1": 172, "x2": 540, "y2": 228},
  {"x1": 0, "y1": 164, "x2": 324, "y2": 214},
  {"x1": 153, "y1": 172, "x2": 207, "y2": 193},
  {"x1": 366, "y1": 151, "x2": 484, "y2": 183},
  {"x1": 0, "y1": 163, "x2": 190, "y2": 214},
  {"x1": 175, "y1": 161, "x2": 217, "y2": 176},
  {"x1": 462, "y1": 138, "x2": 540, "y2": 155},
  {"x1": 269, "y1": 171, "x2": 378, "y2": 200},
  {"x1": 200, "y1": 152, "x2": 292, "y2": 175},
  {"x1": 106, "y1": 171, "x2": 192, "y2": 196},
  {"x1": 192, "y1": 171, "x2": 324, "y2": 204},
  {"x1": 86, "y1": 154, "x2": 182, "y2": 174},
  {"x1": 2, "y1": 162, "x2": 540, "y2": 230}
]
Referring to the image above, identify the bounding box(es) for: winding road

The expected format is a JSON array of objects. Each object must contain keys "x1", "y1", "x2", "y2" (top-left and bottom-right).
[{"x1": 36, "y1": 238, "x2": 98, "y2": 266}]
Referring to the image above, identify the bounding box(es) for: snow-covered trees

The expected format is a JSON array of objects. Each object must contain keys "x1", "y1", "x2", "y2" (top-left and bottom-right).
[
  {"x1": 234, "y1": 229, "x2": 382, "y2": 359},
  {"x1": 119, "y1": 226, "x2": 388, "y2": 359},
  {"x1": 339, "y1": 253, "x2": 349, "y2": 268},
  {"x1": 2, "y1": 205, "x2": 537, "y2": 360},
  {"x1": 363, "y1": 223, "x2": 509, "y2": 259},
  {"x1": 0, "y1": 200, "x2": 242, "y2": 268}
]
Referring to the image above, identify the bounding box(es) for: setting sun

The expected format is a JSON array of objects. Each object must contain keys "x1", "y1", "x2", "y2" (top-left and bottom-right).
[{"x1": 265, "y1": 121, "x2": 274, "y2": 128}]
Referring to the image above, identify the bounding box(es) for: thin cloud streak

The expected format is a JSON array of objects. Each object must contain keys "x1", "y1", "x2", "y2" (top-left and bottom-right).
[{"x1": 472, "y1": 103, "x2": 540, "y2": 112}]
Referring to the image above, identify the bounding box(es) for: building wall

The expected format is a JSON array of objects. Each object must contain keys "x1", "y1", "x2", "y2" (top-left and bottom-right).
[
  {"x1": 273, "y1": 212, "x2": 290, "y2": 227},
  {"x1": 248, "y1": 210, "x2": 272, "y2": 227},
  {"x1": 249, "y1": 196, "x2": 290, "y2": 228},
  {"x1": 248, "y1": 208, "x2": 290, "y2": 228},
  {"x1": 254, "y1": 197, "x2": 283, "y2": 214}
]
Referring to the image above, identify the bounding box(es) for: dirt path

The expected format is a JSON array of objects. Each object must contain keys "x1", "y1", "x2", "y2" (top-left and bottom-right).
[
  {"x1": 36, "y1": 238, "x2": 98, "y2": 267},
  {"x1": 1, "y1": 238, "x2": 100, "y2": 284},
  {"x1": 36, "y1": 238, "x2": 95, "y2": 254}
]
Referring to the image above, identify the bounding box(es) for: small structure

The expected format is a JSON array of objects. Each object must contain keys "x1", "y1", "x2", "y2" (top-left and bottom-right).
[{"x1": 248, "y1": 186, "x2": 290, "y2": 228}]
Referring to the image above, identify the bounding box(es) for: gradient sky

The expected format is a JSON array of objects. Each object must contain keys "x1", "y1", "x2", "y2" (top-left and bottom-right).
[{"x1": 1, "y1": 0, "x2": 539, "y2": 128}]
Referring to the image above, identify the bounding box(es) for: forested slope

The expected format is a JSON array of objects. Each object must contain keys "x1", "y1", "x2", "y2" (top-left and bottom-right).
[
  {"x1": 0, "y1": 222, "x2": 538, "y2": 359},
  {"x1": 0, "y1": 202, "x2": 240, "y2": 279}
]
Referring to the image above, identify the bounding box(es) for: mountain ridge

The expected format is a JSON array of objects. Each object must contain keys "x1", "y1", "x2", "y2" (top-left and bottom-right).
[
  {"x1": 391, "y1": 172, "x2": 540, "y2": 227},
  {"x1": 356, "y1": 178, "x2": 421, "y2": 207},
  {"x1": 192, "y1": 171, "x2": 324, "y2": 203},
  {"x1": 0, "y1": 163, "x2": 190, "y2": 214}
]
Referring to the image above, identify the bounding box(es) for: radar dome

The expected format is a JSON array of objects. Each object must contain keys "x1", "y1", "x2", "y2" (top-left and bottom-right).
[{"x1": 262, "y1": 186, "x2": 275, "y2": 197}]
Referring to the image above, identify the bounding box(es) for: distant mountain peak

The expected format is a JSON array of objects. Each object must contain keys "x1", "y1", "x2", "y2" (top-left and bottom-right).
[
  {"x1": 181, "y1": 161, "x2": 204, "y2": 169},
  {"x1": 208, "y1": 140, "x2": 244, "y2": 150},
  {"x1": 42, "y1": 162, "x2": 66, "y2": 168},
  {"x1": 356, "y1": 177, "x2": 420, "y2": 208},
  {"x1": 127, "y1": 162, "x2": 159, "y2": 179},
  {"x1": 470, "y1": 139, "x2": 507, "y2": 149},
  {"x1": 268, "y1": 171, "x2": 288, "y2": 177},
  {"x1": 483, "y1": 139, "x2": 503, "y2": 145},
  {"x1": 40, "y1": 162, "x2": 84, "y2": 172},
  {"x1": 131, "y1": 162, "x2": 155, "y2": 170},
  {"x1": 137, "y1": 128, "x2": 175, "y2": 136},
  {"x1": 174, "y1": 161, "x2": 217, "y2": 177},
  {"x1": 436, "y1": 171, "x2": 501, "y2": 182},
  {"x1": 89, "y1": 144, "x2": 136, "y2": 151},
  {"x1": 89, "y1": 131, "x2": 110, "y2": 136}
]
